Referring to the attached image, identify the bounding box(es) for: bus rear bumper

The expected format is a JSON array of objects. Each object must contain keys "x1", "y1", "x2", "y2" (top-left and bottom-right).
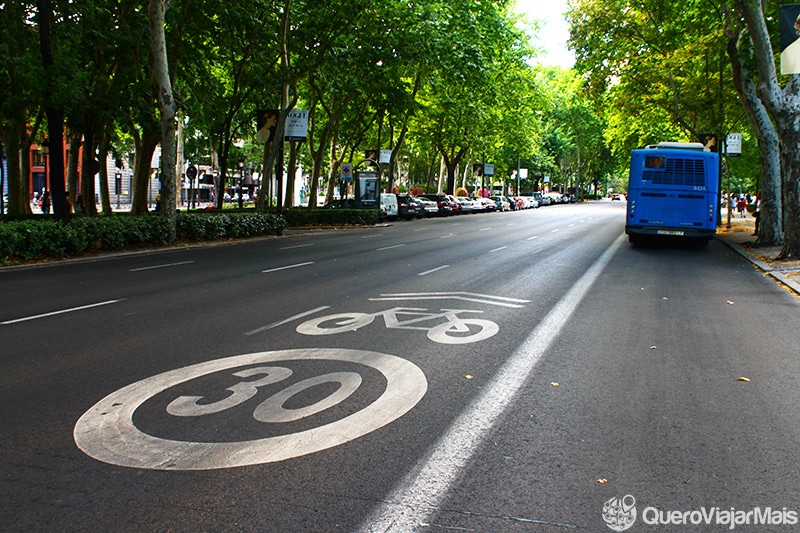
[{"x1": 626, "y1": 225, "x2": 716, "y2": 240}]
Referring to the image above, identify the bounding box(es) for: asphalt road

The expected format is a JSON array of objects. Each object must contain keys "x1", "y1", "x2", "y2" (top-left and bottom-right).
[{"x1": 2, "y1": 200, "x2": 799, "y2": 532}]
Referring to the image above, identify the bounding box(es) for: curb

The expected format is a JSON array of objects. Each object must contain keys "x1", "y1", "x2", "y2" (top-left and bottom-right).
[{"x1": 716, "y1": 235, "x2": 800, "y2": 296}]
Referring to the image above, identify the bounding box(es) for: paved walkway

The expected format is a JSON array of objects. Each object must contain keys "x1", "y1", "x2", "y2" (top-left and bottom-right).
[{"x1": 715, "y1": 209, "x2": 800, "y2": 296}]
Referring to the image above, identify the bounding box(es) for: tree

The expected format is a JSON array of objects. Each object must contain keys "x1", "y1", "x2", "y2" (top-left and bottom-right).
[{"x1": 149, "y1": 0, "x2": 177, "y2": 241}]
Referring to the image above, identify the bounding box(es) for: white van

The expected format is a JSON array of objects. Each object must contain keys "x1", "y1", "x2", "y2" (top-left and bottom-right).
[{"x1": 380, "y1": 193, "x2": 398, "y2": 221}]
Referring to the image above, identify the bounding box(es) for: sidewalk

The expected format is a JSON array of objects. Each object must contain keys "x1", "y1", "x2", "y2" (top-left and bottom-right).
[{"x1": 715, "y1": 209, "x2": 800, "y2": 296}]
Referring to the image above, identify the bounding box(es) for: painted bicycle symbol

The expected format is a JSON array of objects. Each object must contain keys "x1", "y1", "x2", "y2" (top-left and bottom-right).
[{"x1": 297, "y1": 307, "x2": 500, "y2": 344}]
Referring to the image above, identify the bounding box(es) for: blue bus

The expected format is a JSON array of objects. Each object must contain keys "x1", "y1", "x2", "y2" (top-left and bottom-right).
[{"x1": 625, "y1": 142, "x2": 719, "y2": 245}]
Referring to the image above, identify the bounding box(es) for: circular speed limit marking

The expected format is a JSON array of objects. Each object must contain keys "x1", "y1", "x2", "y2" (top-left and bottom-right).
[{"x1": 73, "y1": 348, "x2": 427, "y2": 470}]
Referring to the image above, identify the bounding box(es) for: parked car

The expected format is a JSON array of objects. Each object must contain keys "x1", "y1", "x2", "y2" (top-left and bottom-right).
[
  {"x1": 420, "y1": 194, "x2": 454, "y2": 216},
  {"x1": 445, "y1": 194, "x2": 462, "y2": 214},
  {"x1": 381, "y1": 193, "x2": 399, "y2": 220},
  {"x1": 490, "y1": 195, "x2": 511, "y2": 211},
  {"x1": 532, "y1": 192, "x2": 551, "y2": 206},
  {"x1": 472, "y1": 197, "x2": 497, "y2": 212},
  {"x1": 396, "y1": 194, "x2": 423, "y2": 220},
  {"x1": 521, "y1": 196, "x2": 539, "y2": 209},
  {"x1": 612, "y1": 194, "x2": 623, "y2": 201},
  {"x1": 322, "y1": 198, "x2": 356, "y2": 209},
  {"x1": 414, "y1": 196, "x2": 440, "y2": 217},
  {"x1": 454, "y1": 196, "x2": 477, "y2": 213}
]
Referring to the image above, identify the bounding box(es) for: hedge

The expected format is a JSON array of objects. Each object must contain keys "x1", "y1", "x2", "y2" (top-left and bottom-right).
[{"x1": 0, "y1": 207, "x2": 386, "y2": 264}]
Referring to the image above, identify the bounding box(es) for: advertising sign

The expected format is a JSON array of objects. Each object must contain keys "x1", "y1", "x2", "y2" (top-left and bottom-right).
[
  {"x1": 781, "y1": 4, "x2": 800, "y2": 74},
  {"x1": 285, "y1": 110, "x2": 309, "y2": 141},
  {"x1": 355, "y1": 171, "x2": 380, "y2": 209}
]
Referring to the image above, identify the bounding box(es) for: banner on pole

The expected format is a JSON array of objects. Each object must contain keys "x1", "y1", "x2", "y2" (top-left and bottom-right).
[{"x1": 781, "y1": 4, "x2": 800, "y2": 74}]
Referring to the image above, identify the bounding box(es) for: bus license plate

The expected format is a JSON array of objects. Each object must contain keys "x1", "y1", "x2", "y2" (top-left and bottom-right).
[{"x1": 657, "y1": 230, "x2": 684, "y2": 236}]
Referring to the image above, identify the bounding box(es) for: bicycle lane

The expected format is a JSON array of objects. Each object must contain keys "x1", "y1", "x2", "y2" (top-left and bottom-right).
[{"x1": 359, "y1": 233, "x2": 627, "y2": 531}]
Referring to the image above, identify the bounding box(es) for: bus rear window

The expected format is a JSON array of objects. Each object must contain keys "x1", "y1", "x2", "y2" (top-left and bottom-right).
[{"x1": 645, "y1": 156, "x2": 665, "y2": 169}]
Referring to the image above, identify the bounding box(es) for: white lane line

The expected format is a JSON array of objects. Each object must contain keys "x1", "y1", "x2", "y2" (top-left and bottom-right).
[
  {"x1": 244, "y1": 306, "x2": 330, "y2": 336},
  {"x1": 478, "y1": 227, "x2": 492, "y2": 232},
  {"x1": 361, "y1": 234, "x2": 384, "y2": 239},
  {"x1": 279, "y1": 243, "x2": 314, "y2": 250},
  {"x1": 490, "y1": 246, "x2": 508, "y2": 253},
  {"x1": 360, "y1": 234, "x2": 625, "y2": 532},
  {"x1": 527, "y1": 235, "x2": 539, "y2": 241},
  {"x1": 440, "y1": 234, "x2": 454, "y2": 239},
  {"x1": 262, "y1": 261, "x2": 314, "y2": 273},
  {"x1": 377, "y1": 244, "x2": 406, "y2": 251},
  {"x1": 417, "y1": 265, "x2": 450, "y2": 276},
  {"x1": 129, "y1": 261, "x2": 195, "y2": 272},
  {"x1": 2, "y1": 299, "x2": 124, "y2": 325},
  {"x1": 551, "y1": 228, "x2": 560, "y2": 233},
  {"x1": 568, "y1": 224, "x2": 575, "y2": 228}
]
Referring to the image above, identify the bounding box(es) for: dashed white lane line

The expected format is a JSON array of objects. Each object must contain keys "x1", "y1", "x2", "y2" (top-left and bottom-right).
[
  {"x1": 490, "y1": 246, "x2": 508, "y2": 253},
  {"x1": 245, "y1": 306, "x2": 330, "y2": 336},
  {"x1": 359, "y1": 234, "x2": 625, "y2": 532},
  {"x1": 417, "y1": 265, "x2": 450, "y2": 276},
  {"x1": 262, "y1": 262, "x2": 314, "y2": 273},
  {"x1": 377, "y1": 244, "x2": 406, "y2": 251},
  {"x1": 130, "y1": 261, "x2": 195, "y2": 271},
  {"x1": 2, "y1": 299, "x2": 124, "y2": 325}
]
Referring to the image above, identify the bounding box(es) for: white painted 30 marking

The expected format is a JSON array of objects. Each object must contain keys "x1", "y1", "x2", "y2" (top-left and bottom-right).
[{"x1": 74, "y1": 348, "x2": 427, "y2": 470}]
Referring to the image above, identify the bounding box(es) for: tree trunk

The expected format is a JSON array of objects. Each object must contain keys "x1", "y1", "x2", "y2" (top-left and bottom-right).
[
  {"x1": 98, "y1": 140, "x2": 113, "y2": 215},
  {"x1": 80, "y1": 124, "x2": 98, "y2": 215},
  {"x1": 148, "y1": 0, "x2": 177, "y2": 242},
  {"x1": 131, "y1": 130, "x2": 160, "y2": 215},
  {"x1": 37, "y1": 0, "x2": 69, "y2": 222},
  {"x1": 724, "y1": 15, "x2": 782, "y2": 245},
  {"x1": 67, "y1": 132, "x2": 80, "y2": 207}
]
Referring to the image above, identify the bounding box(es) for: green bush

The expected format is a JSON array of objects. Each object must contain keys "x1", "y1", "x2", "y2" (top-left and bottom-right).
[
  {"x1": 281, "y1": 207, "x2": 381, "y2": 226},
  {"x1": 175, "y1": 211, "x2": 286, "y2": 240},
  {"x1": 0, "y1": 214, "x2": 172, "y2": 264},
  {"x1": 0, "y1": 207, "x2": 379, "y2": 265}
]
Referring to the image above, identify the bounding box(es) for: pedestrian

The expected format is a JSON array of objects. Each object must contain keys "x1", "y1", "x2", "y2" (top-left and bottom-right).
[
  {"x1": 737, "y1": 197, "x2": 746, "y2": 218},
  {"x1": 41, "y1": 189, "x2": 51, "y2": 215},
  {"x1": 75, "y1": 193, "x2": 85, "y2": 213}
]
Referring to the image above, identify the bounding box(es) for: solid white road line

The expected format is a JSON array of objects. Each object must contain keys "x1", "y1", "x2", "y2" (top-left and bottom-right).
[
  {"x1": 2, "y1": 299, "x2": 124, "y2": 325},
  {"x1": 359, "y1": 234, "x2": 625, "y2": 532}
]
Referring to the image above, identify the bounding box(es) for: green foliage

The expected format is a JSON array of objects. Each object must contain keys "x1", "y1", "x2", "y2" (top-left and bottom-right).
[
  {"x1": 280, "y1": 208, "x2": 381, "y2": 227},
  {"x1": 175, "y1": 211, "x2": 287, "y2": 240},
  {"x1": 0, "y1": 215, "x2": 171, "y2": 264}
]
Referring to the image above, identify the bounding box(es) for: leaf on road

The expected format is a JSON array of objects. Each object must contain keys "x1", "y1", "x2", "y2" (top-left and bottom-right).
[
  {"x1": 662, "y1": 297, "x2": 669, "y2": 300},
  {"x1": 727, "y1": 300, "x2": 735, "y2": 305},
  {"x1": 550, "y1": 382, "x2": 559, "y2": 387},
  {"x1": 650, "y1": 346, "x2": 657, "y2": 350},
  {"x1": 738, "y1": 376, "x2": 751, "y2": 382},
  {"x1": 465, "y1": 375, "x2": 473, "y2": 380},
  {"x1": 597, "y1": 479, "x2": 608, "y2": 484}
]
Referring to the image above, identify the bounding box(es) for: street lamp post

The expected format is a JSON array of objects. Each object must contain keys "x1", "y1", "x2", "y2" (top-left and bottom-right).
[{"x1": 238, "y1": 158, "x2": 245, "y2": 209}]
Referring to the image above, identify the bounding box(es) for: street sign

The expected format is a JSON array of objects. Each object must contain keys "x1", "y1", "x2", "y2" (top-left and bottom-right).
[
  {"x1": 341, "y1": 162, "x2": 353, "y2": 182},
  {"x1": 726, "y1": 133, "x2": 742, "y2": 156},
  {"x1": 186, "y1": 165, "x2": 198, "y2": 180},
  {"x1": 483, "y1": 163, "x2": 494, "y2": 176}
]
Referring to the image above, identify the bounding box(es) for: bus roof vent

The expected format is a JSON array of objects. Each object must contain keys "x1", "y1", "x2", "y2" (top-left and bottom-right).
[{"x1": 645, "y1": 142, "x2": 705, "y2": 151}]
